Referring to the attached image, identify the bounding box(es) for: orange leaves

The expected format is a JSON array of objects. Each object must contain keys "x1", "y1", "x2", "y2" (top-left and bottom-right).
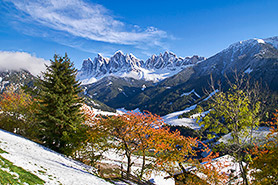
[
  {"x1": 83, "y1": 109, "x2": 217, "y2": 181},
  {"x1": 0, "y1": 86, "x2": 36, "y2": 136},
  {"x1": 249, "y1": 110, "x2": 278, "y2": 184},
  {"x1": 268, "y1": 110, "x2": 278, "y2": 135},
  {"x1": 80, "y1": 104, "x2": 95, "y2": 125},
  {"x1": 0, "y1": 86, "x2": 33, "y2": 117}
]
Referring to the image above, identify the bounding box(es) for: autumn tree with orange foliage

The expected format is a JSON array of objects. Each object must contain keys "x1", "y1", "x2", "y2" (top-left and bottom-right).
[
  {"x1": 83, "y1": 107, "x2": 230, "y2": 183},
  {"x1": 250, "y1": 110, "x2": 278, "y2": 185},
  {"x1": 74, "y1": 104, "x2": 110, "y2": 164},
  {"x1": 151, "y1": 126, "x2": 229, "y2": 184},
  {"x1": 97, "y1": 111, "x2": 165, "y2": 179},
  {"x1": 0, "y1": 85, "x2": 36, "y2": 137},
  {"x1": 151, "y1": 126, "x2": 198, "y2": 175}
]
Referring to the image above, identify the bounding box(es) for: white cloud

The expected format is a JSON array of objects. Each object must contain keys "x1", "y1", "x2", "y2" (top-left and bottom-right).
[
  {"x1": 7, "y1": 0, "x2": 168, "y2": 46},
  {"x1": 0, "y1": 51, "x2": 49, "y2": 76}
]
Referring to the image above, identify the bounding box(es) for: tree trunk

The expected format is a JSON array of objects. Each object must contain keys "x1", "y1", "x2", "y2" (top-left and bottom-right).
[
  {"x1": 140, "y1": 150, "x2": 146, "y2": 179},
  {"x1": 126, "y1": 154, "x2": 132, "y2": 179},
  {"x1": 239, "y1": 159, "x2": 249, "y2": 185}
]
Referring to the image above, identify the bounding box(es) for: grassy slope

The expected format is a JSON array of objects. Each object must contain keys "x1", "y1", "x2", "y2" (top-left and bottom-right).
[{"x1": 0, "y1": 148, "x2": 45, "y2": 185}]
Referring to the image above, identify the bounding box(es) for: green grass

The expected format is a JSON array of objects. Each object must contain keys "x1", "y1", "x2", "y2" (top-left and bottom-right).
[
  {"x1": 0, "y1": 148, "x2": 45, "y2": 185},
  {"x1": 0, "y1": 148, "x2": 8, "y2": 154}
]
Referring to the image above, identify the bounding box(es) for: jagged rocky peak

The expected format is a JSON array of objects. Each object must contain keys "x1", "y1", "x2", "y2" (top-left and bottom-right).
[
  {"x1": 78, "y1": 50, "x2": 205, "y2": 83},
  {"x1": 78, "y1": 50, "x2": 145, "y2": 79},
  {"x1": 79, "y1": 58, "x2": 93, "y2": 77},
  {"x1": 183, "y1": 55, "x2": 205, "y2": 65},
  {"x1": 145, "y1": 51, "x2": 204, "y2": 70},
  {"x1": 108, "y1": 50, "x2": 144, "y2": 72},
  {"x1": 95, "y1": 53, "x2": 109, "y2": 64}
]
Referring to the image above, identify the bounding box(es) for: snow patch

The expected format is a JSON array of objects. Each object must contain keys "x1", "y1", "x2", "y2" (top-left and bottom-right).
[
  {"x1": 163, "y1": 105, "x2": 200, "y2": 129},
  {"x1": 122, "y1": 92, "x2": 128, "y2": 97},
  {"x1": 203, "y1": 89, "x2": 219, "y2": 101},
  {"x1": 244, "y1": 67, "x2": 253, "y2": 74},
  {"x1": 181, "y1": 89, "x2": 195, "y2": 97},
  {"x1": 255, "y1": 38, "x2": 265, "y2": 44},
  {"x1": 81, "y1": 77, "x2": 97, "y2": 85},
  {"x1": 194, "y1": 91, "x2": 201, "y2": 98},
  {"x1": 219, "y1": 127, "x2": 271, "y2": 144},
  {"x1": 116, "y1": 108, "x2": 141, "y2": 114},
  {"x1": 0, "y1": 81, "x2": 9, "y2": 92},
  {"x1": 141, "y1": 84, "x2": 146, "y2": 91},
  {"x1": 180, "y1": 89, "x2": 201, "y2": 98}
]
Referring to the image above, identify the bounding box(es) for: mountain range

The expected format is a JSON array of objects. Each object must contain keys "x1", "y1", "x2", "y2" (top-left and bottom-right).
[
  {"x1": 81, "y1": 36, "x2": 278, "y2": 115},
  {"x1": 77, "y1": 51, "x2": 205, "y2": 84},
  {"x1": 1, "y1": 36, "x2": 278, "y2": 116}
]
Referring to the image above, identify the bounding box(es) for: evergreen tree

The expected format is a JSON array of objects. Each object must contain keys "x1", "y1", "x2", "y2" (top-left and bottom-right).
[{"x1": 36, "y1": 54, "x2": 85, "y2": 155}]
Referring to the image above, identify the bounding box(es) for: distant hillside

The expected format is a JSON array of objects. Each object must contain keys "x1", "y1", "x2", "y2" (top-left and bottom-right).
[{"x1": 0, "y1": 70, "x2": 35, "y2": 93}]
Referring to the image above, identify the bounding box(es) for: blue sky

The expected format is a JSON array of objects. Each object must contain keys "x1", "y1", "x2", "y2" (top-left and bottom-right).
[{"x1": 0, "y1": 0, "x2": 278, "y2": 69}]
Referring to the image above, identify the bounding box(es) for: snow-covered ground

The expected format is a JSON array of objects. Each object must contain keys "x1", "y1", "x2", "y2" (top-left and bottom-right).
[
  {"x1": 219, "y1": 127, "x2": 271, "y2": 145},
  {"x1": 101, "y1": 150, "x2": 175, "y2": 185},
  {"x1": 91, "y1": 107, "x2": 124, "y2": 116},
  {"x1": 162, "y1": 104, "x2": 201, "y2": 129},
  {"x1": 163, "y1": 90, "x2": 219, "y2": 129},
  {"x1": 116, "y1": 108, "x2": 141, "y2": 114},
  {"x1": 0, "y1": 129, "x2": 112, "y2": 185}
]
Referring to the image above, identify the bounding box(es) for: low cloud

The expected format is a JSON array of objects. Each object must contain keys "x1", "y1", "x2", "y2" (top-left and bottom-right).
[
  {"x1": 6, "y1": 0, "x2": 168, "y2": 47},
  {"x1": 0, "y1": 51, "x2": 49, "y2": 76}
]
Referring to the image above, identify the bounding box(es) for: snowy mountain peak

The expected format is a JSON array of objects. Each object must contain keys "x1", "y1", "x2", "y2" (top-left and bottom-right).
[
  {"x1": 145, "y1": 51, "x2": 204, "y2": 70},
  {"x1": 226, "y1": 38, "x2": 262, "y2": 51},
  {"x1": 224, "y1": 36, "x2": 278, "y2": 53},
  {"x1": 254, "y1": 38, "x2": 265, "y2": 44},
  {"x1": 114, "y1": 50, "x2": 124, "y2": 56},
  {"x1": 129, "y1": 53, "x2": 137, "y2": 60},
  {"x1": 78, "y1": 51, "x2": 205, "y2": 84},
  {"x1": 197, "y1": 36, "x2": 278, "y2": 77}
]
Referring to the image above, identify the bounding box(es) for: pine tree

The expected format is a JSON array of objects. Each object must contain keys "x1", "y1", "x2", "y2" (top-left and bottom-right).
[{"x1": 35, "y1": 54, "x2": 85, "y2": 155}]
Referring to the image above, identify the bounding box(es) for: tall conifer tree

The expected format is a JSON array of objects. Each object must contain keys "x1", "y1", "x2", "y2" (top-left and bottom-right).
[{"x1": 36, "y1": 54, "x2": 85, "y2": 155}]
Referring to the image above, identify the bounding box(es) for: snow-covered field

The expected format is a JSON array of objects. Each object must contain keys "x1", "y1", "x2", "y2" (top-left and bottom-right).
[
  {"x1": 101, "y1": 150, "x2": 175, "y2": 185},
  {"x1": 162, "y1": 104, "x2": 201, "y2": 129},
  {"x1": 163, "y1": 90, "x2": 219, "y2": 129},
  {"x1": 0, "y1": 129, "x2": 112, "y2": 185},
  {"x1": 219, "y1": 127, "x2": 271, "y2": 144}
]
